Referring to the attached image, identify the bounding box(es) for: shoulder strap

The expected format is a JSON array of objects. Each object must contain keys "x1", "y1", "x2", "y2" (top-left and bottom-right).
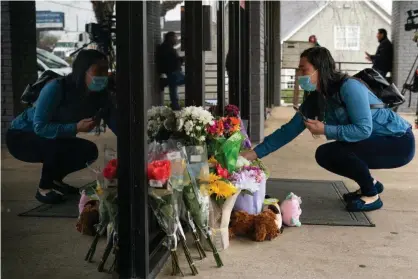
[{"x1": 338, "y1": 77, "x2": 387, "y2": 109}]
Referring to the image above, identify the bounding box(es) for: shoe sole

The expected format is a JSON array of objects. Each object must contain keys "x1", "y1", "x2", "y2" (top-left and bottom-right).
[{"x1": 346, "y1": 200, "x2": 383, "y2": 212}]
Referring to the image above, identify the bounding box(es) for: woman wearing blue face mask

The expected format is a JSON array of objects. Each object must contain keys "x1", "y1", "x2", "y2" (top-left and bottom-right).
[
  {"x1": 6, "y1": 49, "x2": 117, "y2": 204},
  {"x1": 241, "y1": 47, "x2": 415, "y2": 212}
]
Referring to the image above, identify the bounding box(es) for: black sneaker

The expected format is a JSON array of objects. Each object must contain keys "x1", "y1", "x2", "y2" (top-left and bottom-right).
[
  {"x1": 343, "y1": 181, "x2": 384, "y2": 203},
  {"x1": 53, "y1": 180, "x2": 80, "y2": 195},
  {"x1": 35, "y1": 189, "x2": 66, "y2": 204}
]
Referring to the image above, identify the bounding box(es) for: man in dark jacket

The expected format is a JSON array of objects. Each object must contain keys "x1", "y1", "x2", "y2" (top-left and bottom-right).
[
  {"x1": 156, "y1": 31, "x2": 184, "y2": 110},
  {"x1": 366, "y1": 28, "x2": 393, "y2": 77}
]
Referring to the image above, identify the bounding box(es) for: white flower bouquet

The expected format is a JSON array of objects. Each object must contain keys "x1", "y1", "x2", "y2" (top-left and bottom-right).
[
  {"x1": 175, "y1": 106, "x2": 214, "y2": 145},
  {"x1": 147, "y1": 106, "x2": 176, "y2": 142}
]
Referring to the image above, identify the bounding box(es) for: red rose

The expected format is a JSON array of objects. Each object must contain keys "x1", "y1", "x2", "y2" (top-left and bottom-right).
[
  {"x1": 216, "y1": 164, "x2": 229, "y2": 179},
  {"x1": 147, "y1": 160, "x2": 171, "y2": 183}
]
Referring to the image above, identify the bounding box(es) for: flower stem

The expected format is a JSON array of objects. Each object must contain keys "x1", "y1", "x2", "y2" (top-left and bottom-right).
[
  {"x1": 202, "y1": 229, "x2": 224, "y2": 267},
  {"x1": 171, "y1": 250, "x2": 184, "y2": 276},
  {"x1": 186, "y1": 213, "x2": 206, "y2": 259},
  {"x1": 178, "y1": 232, "x2": 199, "y2": 275}
]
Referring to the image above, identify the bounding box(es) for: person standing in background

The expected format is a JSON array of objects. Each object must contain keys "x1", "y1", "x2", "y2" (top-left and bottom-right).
[
  {"x1": 156, "y1": 31, "x2": 185, "y2": 110},
  {"x1": 365, "y1": 29, "x2": 393, "y2": 78},
  {"x1": 308, "y1": 35, "x2": 320, "y2": 47}
]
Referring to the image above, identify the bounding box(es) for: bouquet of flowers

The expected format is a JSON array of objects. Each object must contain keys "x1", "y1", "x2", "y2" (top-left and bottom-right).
[
  {"x1": 213, "y1": 131, "x2": 245, "y2": 173},
  {"x1": 84, "y1": 152, "x2": 118, "y2": 270},
  {"x1": 103, "y1": 146, "x2": 118, "y2": 188},
  {"x1": 181, "y1": 145, "x2": 224, "y2": 267},
  {"x1": 231, "y1": 165, "x2": 267, "y2": 215},
  {"x1": 225, "y1": 104, "x2": 252, "y2": 149},
  {"x1": 175, "y1": 106, "x2": 214, "y2": 145},
  {"x1": 203, "y1": 172, "x2": 240, "y2": 251},
  {"x1": 220, "y1": 116, "x2": 241, "y2": 138},
  {"x1": 147, "y1": 106, "x2": 176, "y2": 142},
  {"x1": 148, "y1": 141, "x2": 198, "y2": 275}
]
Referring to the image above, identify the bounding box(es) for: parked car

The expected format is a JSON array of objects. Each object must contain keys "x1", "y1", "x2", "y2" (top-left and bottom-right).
[{"x1": 37, "y1": 48, "x2": 72, "y2": 77}]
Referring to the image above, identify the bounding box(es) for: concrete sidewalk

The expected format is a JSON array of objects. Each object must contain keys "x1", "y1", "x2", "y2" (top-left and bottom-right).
[{"x1": 2, "y1": 107, "x2": 418, "y2": 279}]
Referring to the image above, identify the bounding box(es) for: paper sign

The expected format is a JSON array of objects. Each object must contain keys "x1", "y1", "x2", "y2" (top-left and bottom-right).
[
  {"x1": 149, "y1": 180, "x2": 163, "y2": 188},
  {"x1": 190, "y1": 155, "x2": 202, "y2": 163},
  {"x1": 167, "y1": 152, "x2": 181, "y2": 160}
]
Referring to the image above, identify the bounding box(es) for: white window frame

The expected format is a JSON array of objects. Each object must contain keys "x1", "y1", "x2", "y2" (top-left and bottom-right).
[{"x1": 334, "y1": 26, "x2": 360, "y2": 51}]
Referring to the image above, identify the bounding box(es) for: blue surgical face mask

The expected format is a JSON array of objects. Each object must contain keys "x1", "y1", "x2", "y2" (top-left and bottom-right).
[
  {"x1": 298, "y1": 70, "x2": 317, "y2": 92},
  {"x1": 88, "y1": 74, "x2": 108, "y2": 92}
]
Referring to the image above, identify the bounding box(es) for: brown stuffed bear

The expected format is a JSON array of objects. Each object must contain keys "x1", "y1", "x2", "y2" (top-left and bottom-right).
[
  {"x1": 229, "y1": 206, "x2": 280, "y2": 242},
  {"x1": 76, "y1": 200, "x2": 100, "y2": 236}
]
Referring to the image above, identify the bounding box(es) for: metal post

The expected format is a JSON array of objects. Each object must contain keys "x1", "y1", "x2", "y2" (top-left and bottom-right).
[
  {"x1": 184, "y1": 1, "x2": 204, "y2": 107},
  {"x1": 116, "y1": 1, "x2": 149, "y2": 278},
  {"x1": 273, "y1": 1, "x2": 282, "y2": 106},
  {"x1": 228, "y1": 1, "x2": 241, "y2": 108},
  {"x1": 240, "y1": 1, "x2": 250, "y2": 122},
  {"x1": 217, "y1": 1, "x2": 225, "y2": 115}
]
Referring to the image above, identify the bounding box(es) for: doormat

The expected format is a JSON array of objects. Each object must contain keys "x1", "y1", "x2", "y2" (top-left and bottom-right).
[
  {"x1": 266, "y1": 178, "x2": 374, "y2": 227},
  {"x1": 18, "y1": 194, "x2": 80, "y2": 218}
]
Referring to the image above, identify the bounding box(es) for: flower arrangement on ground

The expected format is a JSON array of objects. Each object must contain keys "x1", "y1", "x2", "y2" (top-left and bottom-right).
[
  {"x1": 147, "y1": 141, "x2": 199, "y2": 275},
  {"x1": 175, "y1": 106, "x2": 214, "y2": 145},
  {"x1": 147, "y1": 106, "x2": 176, "y2": 142},
  {"x1": 201, "y1": 172, "x2": 241, "y2": 251},
  {"x1": 231, "y1": 163, "x2": 267, "y2": 215},
  {"x1": 181, "y1": 145, "x2": 224, "y2": 267}
]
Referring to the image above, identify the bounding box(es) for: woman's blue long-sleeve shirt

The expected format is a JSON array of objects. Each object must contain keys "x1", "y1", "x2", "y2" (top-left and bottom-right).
[
  {"x1": 10, "y1": 79, "x2": 117, "y2": 138},
  {"x1": 254, "y1": 79, "x2": 411, "y2": 158}
]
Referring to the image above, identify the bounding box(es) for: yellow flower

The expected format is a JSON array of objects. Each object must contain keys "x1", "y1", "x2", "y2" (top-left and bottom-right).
[
  {"x1": 208, "y1": 156, "x2": 218, "y2": 165},
  {"x1": 207, "y1": 180, "x2": 237, "y2": 199},
  {"x1": 209, "y1": 173, "x2": 221, "y2": 183}
]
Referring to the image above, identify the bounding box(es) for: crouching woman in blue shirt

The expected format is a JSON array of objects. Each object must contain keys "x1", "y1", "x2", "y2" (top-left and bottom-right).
[
  {"x1": 6, "y1": 49, "x2": 117, "y2": 204},
  {"x1": 241, "y1": 47, "x2": 415, "y2": 212}
]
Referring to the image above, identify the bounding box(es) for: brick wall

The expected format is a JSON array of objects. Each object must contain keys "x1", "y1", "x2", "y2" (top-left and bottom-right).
[
  {"x1": 1, "y1": 1, "x2": 37, "y2": 142},
  {"x1": 249, "y1": 1, "x2": 265, "y2": 143},
  {"x1": 1, "y1": 1, "x2": 13, "y2": 142},
  {"x1": 392, "y1": 1, "x2": 418, "y2": 113}
]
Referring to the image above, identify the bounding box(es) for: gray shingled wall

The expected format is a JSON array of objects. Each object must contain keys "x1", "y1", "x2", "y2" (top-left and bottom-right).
[
  {"x1": 147, "y1": 2, "x2": 163, "y2": 106},
  {"x1": 249, "y1": 1, "x2": 265, "y2": 143},
  {"x1": 392, "y1": 1, "x2": 418, "y2": 113}
]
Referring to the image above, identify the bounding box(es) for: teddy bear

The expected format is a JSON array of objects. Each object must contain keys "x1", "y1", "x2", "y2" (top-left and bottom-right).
[
  {"x1": 280, "y1": 192, "x2": 302, "y2": 227},
  {"x1": 263, "y1": 197, "x2": 283, "y2": 232},
  {"x1": 229, "y1": 204, "x2": 281, "y2": 242}
]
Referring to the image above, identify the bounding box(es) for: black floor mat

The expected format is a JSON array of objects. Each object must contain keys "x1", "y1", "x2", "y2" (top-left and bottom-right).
[
  {"x1": 266, "y1": 178, "x2": 374, "y2": 227},
  {"x1": 18, "y1": 194, "x2": 79, "y2": 218}
]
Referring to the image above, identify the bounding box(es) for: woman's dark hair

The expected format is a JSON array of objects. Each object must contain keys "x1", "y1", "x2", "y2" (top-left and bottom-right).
[
  {"x1": 300, "y1": 47, "x2": 348, "y2": 97},
  {"x1": 65, "y1": 49, "x2": 107, "y2": 92}
]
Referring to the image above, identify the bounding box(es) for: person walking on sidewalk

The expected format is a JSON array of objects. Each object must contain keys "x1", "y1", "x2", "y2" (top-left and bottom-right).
[
  {"x1": 365, "y1": 28, "x2": 393, "y2": 78},
  {"x1": 241, "y1": 47, "x2": 415, "y2": 212},
  {"x1": 6, "y1": 49, "x2": 117, "y2": 204},
  {"x1": 156, "y1": 31, "x2": 185, "y2": 110}
]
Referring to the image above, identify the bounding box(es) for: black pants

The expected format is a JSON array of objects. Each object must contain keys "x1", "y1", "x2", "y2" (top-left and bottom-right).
[
  {"x1": 315, "y1": 128, "x2": 415, "y2": 196},
  {"x1": 6, "y1": 129, "x2": 98, "y2": 189}
]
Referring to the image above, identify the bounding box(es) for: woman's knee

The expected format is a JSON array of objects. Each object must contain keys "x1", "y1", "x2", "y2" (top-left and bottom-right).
[
  {"x1": 81, "y1": 140, "x2": 99, "y2": 163},
  {"x1": 315, "y1": 144, "x2": 334, "y2": 168}
]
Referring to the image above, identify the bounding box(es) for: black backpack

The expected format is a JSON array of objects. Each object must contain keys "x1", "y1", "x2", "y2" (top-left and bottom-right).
[
  {"x1": 348, "y1": 68, "x2": 405, "y2": 109},
  {"x1": 20, "y1": 70, "x2": 64, "y2": 106}
]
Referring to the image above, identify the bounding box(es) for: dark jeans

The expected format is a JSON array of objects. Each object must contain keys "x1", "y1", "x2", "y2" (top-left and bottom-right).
[
  {"x1": 6, "y1": 129, "x2": 98, "y2": 190},
  {"x1": 315, "y1": 128, "x2": 415, "y2": 196},
  {"x1": 166, "y1": 71, "x2": 185, "y2": 110}
]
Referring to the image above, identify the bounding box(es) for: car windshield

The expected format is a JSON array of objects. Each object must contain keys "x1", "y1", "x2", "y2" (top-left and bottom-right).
[
  {"x1": 37, "y1": 48, "x2": 69, "y2": 69},
  {"x1": 55, "y1": 42, "x2": 76, "y2": 48}
]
